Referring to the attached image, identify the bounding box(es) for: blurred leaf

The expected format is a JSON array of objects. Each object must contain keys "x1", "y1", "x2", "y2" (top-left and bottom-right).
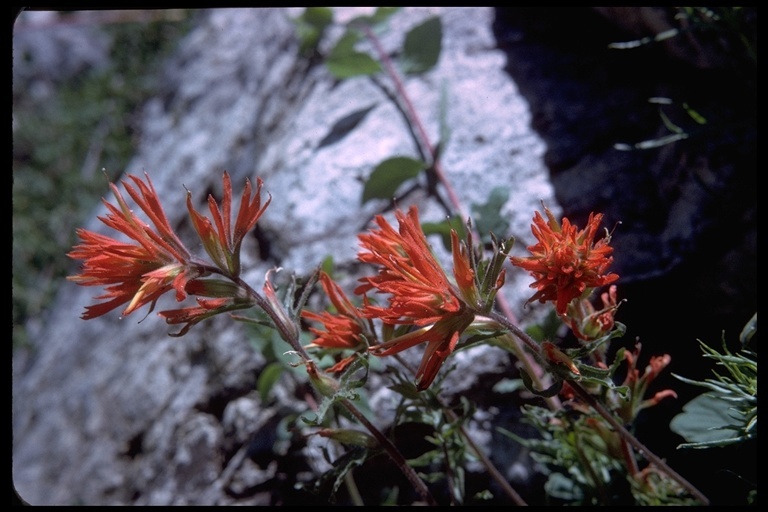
[
  {"x1": 471, "y1": 186, "x2": 510, "y2": 243},
  {"x1": 293, "y1": 7, "x2": 334, "y2": 55},
  {"x1": 400, "y1": 16, "x2": 442, "y2": 74},
  {"x1": 492, "y1": 377, "x2": 525, "y2": 394},
  {"x1": 257, "y1": 362, "x2": 285, "y2": 403},
  {"x1": 421, "y1": 218, "x2": 466, "y2": 252},
  {"x1": 670, "y1": 393, "x2": 744, "y2": 446},
  {"x1": 348, "y1": 7, "x2": 400, "y2": 29},
  {"x1": 317, "y1": 104, "x2": 377, "y2": 148},
  {"x1": 326, "y1": 31, "x2": 381, "y2": 79},
  {"x1": 361, "y1": 156, "x2": 425, "y2": 203}
]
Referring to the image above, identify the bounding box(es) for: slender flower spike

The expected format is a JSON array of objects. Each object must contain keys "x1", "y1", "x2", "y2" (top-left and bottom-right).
[
  {"x1": 510, "y1": 205, "x2": 619, "y2": 315},
  {"x1": 186, "y1": 171, "x2": 271, "y2": 277},
  {"x1": 68, "y1": 173, "x2": 201, "y2": 319},
  {"x1": 355, "y1": 206, "x2": 476, "y2": 390},
  {"x1": 615, "y1": 343, "x2": 677, "y2": 423}
]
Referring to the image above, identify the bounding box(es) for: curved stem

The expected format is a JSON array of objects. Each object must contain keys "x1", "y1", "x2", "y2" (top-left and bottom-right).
[
  {"x1": 361, "y1": 23, "x2": 556, "y2": 412},
  {"x1": 340, "y1": 398, "x2": 438, "y2": 505},
  {"x1": 361, "y1": 23, "x2": 466, "y2": 223},
  {"x1": 394, "y1": 354, "x2": 527, "y2": 505}
]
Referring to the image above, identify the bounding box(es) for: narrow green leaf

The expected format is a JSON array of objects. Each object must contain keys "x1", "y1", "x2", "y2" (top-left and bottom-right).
[
  {"x1": 400, "y1": 16, "x2": 442, "y2": 74},
  {"x1": 361, "y1": 156, "x2": 425, "y2": 203}
]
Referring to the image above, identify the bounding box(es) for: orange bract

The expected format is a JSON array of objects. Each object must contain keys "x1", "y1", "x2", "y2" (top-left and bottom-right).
[
  {"x1": 301, "y1": 272, "x2": 368, "y2": 351},
  {"x1": 67, "y1": 173, "x2": 199, "y2": 319},
  {"x1": 186, "y1": 171, "x2": 270, "y2": 277},
  {"x1": 68, "y1": 172, "x2": 269, "y2": 325},
  {"x1": 355, "y1": 206, "x2": 476, "y2": 390},
  {"x1": 511, "y1": 205, "x2": 619, "y2": 315}
]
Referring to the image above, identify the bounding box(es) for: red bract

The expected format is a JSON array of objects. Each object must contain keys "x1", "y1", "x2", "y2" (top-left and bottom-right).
[
  {"x1": 186, "y1": 171, "x2": 270, "y2": 277},
  {"x1": 511, "y1": 205, "x2": 619, "y2": 315},
  {"x1": 302, "y1": 271, "x2": 369, "y2": 351},
  {"x1": 68, "y1": 172, "x2": 269, "y2": 327},
  {"x1": 68, "y1": 173, "x2": 200, "y2": 319},
  {"x1": 355, "y1": 206, "x2": 465, "y2": 326},
  {"x1": 355, "y1": 206, "x2": 476, "y2": 390}
]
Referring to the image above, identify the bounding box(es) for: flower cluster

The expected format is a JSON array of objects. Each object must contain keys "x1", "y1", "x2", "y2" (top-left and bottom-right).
[
  {"x1": 303, "y1": 206, "x2": 480, "y2": 390},
  {"x1": 510, "y1": 204, "x2": 619, "y2": 316},
  {"x1": 68, "y1": 171, "x2": 269, "y2": 333}
]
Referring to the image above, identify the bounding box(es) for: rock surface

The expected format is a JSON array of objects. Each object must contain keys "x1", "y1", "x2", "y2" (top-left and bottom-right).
[{"x1": 13, "y1": 7, "x2": 557, "y2": 505}]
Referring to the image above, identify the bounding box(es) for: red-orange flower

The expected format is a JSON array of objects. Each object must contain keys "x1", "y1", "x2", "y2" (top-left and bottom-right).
[
  {"x1": 615, "y1": 343, "x2": 677, "y2": 423},
  {"x1": 302, "y1": 272, "x2": 369, "y2": 351},
  {"x1": 355, "y1": 206, "x2": 470, "y2": 326},
  {"x1": 355, "y1": 206, "x2": 476, "y2": 390},
  {"x1": 510, "y1": 205, "x2": 619, "y2": 315},
  {"x1": 68, "y1": 173, "x2": 200, "y2": 319},
  {"x1": 186, "y1": 171, "x2": 270, "y2": 277}
]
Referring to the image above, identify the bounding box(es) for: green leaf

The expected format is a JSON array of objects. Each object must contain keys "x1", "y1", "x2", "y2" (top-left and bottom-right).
[
  {"x1": 257, "y1": 362, "x2": 285, "y2": 403},
  {"x1": 670, "y1": 393, "x2": 743, "y2": 445},
  {"x1": 520, "y1": 369, "x2": 563, "y2": 397},
  {"x1": 471, "y1": 186, "x2": 510, "y2": 243},
  {"x1": 361, "y1": 156, "x2": 425, "y2": 203},
  {"x1": 293, "y1": 7, "x2": 334, "y2": 55},
  {"x1": 312, "y1": 446, "x2": 370, "y2": 503},
  {"x1": 326, "y1": 31, "x2": 382, "y2": 79},
  {"x1": 400, "y1": 16, "x2": 442, "y2": 74},
  {"x1": 421, "y1": 218, "x2": 466, "y2": 252},
  {"x1": 349, "y1": 7, "x2": 400, "y2": 29}
]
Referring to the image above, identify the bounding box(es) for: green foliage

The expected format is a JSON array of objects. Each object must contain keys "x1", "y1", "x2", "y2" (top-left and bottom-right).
[
  {"x1": 670, "y1": 313, "x2": 757, "y2": 448},
  {"x1": 384, "y1": 364, "x2": 482, "y2": 505},
  {"x1": 471, "y1": 186, "x2": 510, "y2": 245},
  {"x1": 361, "y1": 156, "x2": 426, "y2": 204},
  {"x1": 421, "y1": 218, "x2": 467, "y2": 253},
  {"x1": 400, "y1": 16, "x2": 442, "y2": 75},
  {"x1": 500, "y1": 405, "x2": 625, "y2": 505},
  {"x1": 326, "y1": 31, "x2": 382, "y2": 79},
  {"x1": 292, "y1": 7, "x2": 334, "y2": 56}
]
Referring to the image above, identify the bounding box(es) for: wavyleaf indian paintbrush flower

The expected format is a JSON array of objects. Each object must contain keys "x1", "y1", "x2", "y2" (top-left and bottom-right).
[
  {"x1": 68, "y1": 173, "x2": 201, "y2": 319},
  {"x1": 68, "y1": 171, "x2": 270, "y2": 330},
  {"x1": 186, "y1": 171, "x2": 270, "y2": 277},
  {"x1": 510, "y1": 204, "x2": 619, "y2": 315},
  {"x1": 355, "y1": 206, "x2": 477, "y2": 390}
]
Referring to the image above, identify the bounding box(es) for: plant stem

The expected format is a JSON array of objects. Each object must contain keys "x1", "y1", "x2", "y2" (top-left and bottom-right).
[
  {"x1": 567, "y1": 380, "x2": 709, "y2": 505},
  {"x1": 394, "y1": 354, "x2": 527, "y2": 505},
  {"x1": 486, "y1": 309, "x2": 709, "y2": 504},
  {"x1": 339, "y1": 398, "x2": 438, "y2": 506},
  {"x1": 235, "y1": 271, "x2": 437, "y2": 505}
]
